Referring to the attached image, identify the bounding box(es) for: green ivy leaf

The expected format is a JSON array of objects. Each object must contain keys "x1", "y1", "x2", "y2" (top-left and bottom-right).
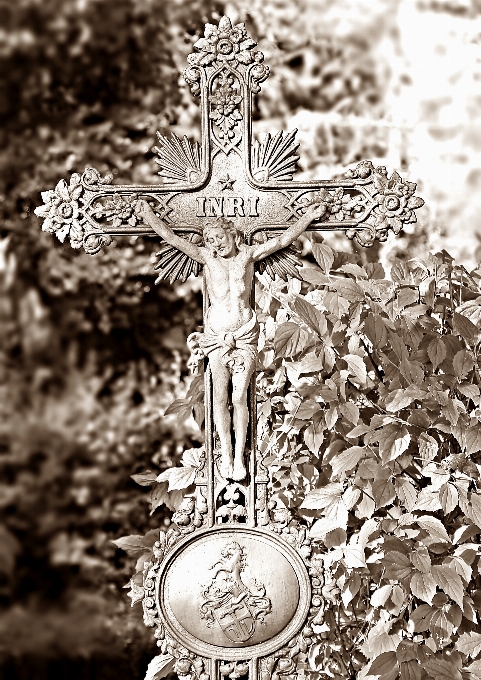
[
  {"x1": 428, "y1": 338, "x2": 447, "y2": 369},
  {"x1": 144, "y1": 655, "x2": 176, "y2": 680},
  {"x1": 343, "y1": 354, "x2": 367, "y2": 385},
  {"x1": 303, "y1": 418, "x2": 324, "y2": 455},
  {"x1": 453, "y1": 350, "x2": 474, "y2": 379},
  {"x1": 364, "y1": 312, "x2": 389, "y2": 348},
  {"x1": 411, "y1": 571, "x2": 436, "y2": 604},
  {"x1": 301, "y1": 483, "x2": 344, "y2": 510},
  {"x1": 410, "y1": 604, "x2": 435, "y2": 632},
  {"x1": 291, "y1": 296, "x2": 327, "y2": 336},
  {"x1": 369, "y1": 651, "x2": 399, "y2": 676},
  {"x1": 378, "y1": 423, "x2": 411, "y2": 463},
  {"x1": 312, "y1": 243, "x2": 334, "y2": 273},
  {"x1": 416, "y1": 516, "x2": 451, "y2": 543},
  {"x1": 131, "y1": 470, "x2": 158, "y2": 486},
  {"x1": 423, "y1": 657, "x2": 462, "y2": 680},
  {"x1": 453, "y1": 313, "x2": 479, "y2": 346},
  {"x1": 439, "y1": 483, "x2": 459, "y2": 514},
  {"x1": 431, "y1": 564, "x2": 464, "y2": 608},
  {"x1": 274, "y1": 322, "x2": 310, "y2": 357},
  {"x1": 330, "y1": 446, "x2": 365, "y2": 477},
  {"x1": 156, "y1": 466, "x2": 196, "y2": 491},
  {"x1": 329, "y1": 277, "x2": 365, "y2": 302},
  {"x1": 383, "y1": 551, "x2": 412, "y2": 580},
  {"x1": 112, "y1": 534, "x2": 148, "y2": 552}
]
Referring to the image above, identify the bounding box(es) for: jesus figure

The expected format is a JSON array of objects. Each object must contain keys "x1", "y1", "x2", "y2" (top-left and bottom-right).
[{"x1": 135, "y1": 200, "x2": 325, "y2": 481}]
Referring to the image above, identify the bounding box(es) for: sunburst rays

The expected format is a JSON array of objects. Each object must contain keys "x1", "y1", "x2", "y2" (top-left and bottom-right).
[{"x1": 153, "y1": 133, "x2": 202, "y2": 185}]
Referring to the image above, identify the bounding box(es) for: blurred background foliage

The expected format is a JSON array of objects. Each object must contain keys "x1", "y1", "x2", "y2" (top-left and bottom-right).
[{"x1": 1, "y1": 0, "x2": 481, "y2": 678}]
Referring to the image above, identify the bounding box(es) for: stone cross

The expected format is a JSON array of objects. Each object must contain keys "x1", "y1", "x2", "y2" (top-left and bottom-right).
[{"x1": 35, "y1": 16, "x2": 424, "y2": 680}]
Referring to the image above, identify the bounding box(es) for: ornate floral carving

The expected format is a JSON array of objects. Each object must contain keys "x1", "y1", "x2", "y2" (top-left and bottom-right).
[
  {"x1": 188, "y1": 17, "x2": 262, "y2": 69},
  {"x1": 184, "y1": 17, "x2": 269, "y2": 98},
  {"x1": 34, "y1": 174, "x2": 85, "y2": 248},
  {"x1": 210, "y1": 73, "x2": 243, "y2": 140},
  {"x1": 82, "y1": 231, "x2": 113, "y2": 255},
  {"x1": 92, "y1": 194, "x2": 139, "y2": 228},
  {"x1": 345, "y1": 161, "x2": 424, "y2": 246},
  {"x1": 34, "y1": 168, "x2": 116, "y2": 253},
  {"x1": 140, "y1": 528, "x2": 183, "y2": 626},
  {"x1": 220, "y1": 662, "x2": 249, "y2": 680},
  {"x1": 300, "y1": 187, "x2": 362, "y2": 222},
  {"x1": 183, "y1": 66, "x2": 202, "y2": 97},
  {"x1": 172, "y1": 489, "x2": 208, "y2": 534}
]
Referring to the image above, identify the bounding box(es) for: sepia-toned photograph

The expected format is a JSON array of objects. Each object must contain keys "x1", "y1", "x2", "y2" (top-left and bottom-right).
[{"x1": 1, "y1": 1, "x2": 481, "y2": 679}]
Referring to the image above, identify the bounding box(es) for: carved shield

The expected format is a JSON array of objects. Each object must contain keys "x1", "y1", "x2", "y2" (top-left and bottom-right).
[{"x1": 213, "y1": 589, "x2": 255, "y2": 643}]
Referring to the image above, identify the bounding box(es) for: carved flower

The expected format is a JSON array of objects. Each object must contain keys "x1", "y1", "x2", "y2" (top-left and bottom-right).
[
  {"x1": 189, "y1": 16, "x2": 259, "y2": 67},
  {"x1": 209, "y1": 73, "x2": 242, "y2": 139},
  {"x1": 301, "y1": 187, "x2": 360, "y2": 221},
  {"x1": 34, "y1": 174, "x2": 84, "y2": 248},
  {"x1": 373, "y1": 169, "x2": 424, "y2": 234},
  {"x1": 345, "y1": 165, "x2": 424, "y2": 246},
  {"x1": 93, "y1": 194, "x2": 139, "y2": 228}
]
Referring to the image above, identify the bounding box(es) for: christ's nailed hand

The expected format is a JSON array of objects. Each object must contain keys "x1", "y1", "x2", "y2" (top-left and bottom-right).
[
  {"x1": 134, "y1": 199, "x2": 156, "y2": 226},
  {"x1": 303, "y1": 202, "x2": 327, "y2": 222}
]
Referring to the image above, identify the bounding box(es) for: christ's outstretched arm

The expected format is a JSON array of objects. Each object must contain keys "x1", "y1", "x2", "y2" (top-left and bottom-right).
[
  {"x1": 250, "y1": 202, "x2": 326, "y2": 261},
  {"x1": 135, "y1": 200, "x2": 206, "y2": 264}
]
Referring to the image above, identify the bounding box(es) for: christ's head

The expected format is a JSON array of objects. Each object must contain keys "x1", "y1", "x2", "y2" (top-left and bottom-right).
[{"x1": 203, "y1": 218, "x2": 243, "y2": 258}]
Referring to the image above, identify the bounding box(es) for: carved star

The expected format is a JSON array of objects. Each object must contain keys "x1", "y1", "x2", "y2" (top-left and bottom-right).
[{"x1": 218, "y1": 175, "x2": 235, "y2": 190}]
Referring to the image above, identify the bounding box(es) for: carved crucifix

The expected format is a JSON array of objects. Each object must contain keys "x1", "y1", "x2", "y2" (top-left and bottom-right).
[{"x1": 35, "y1": 15, "x2": 424, "y2": 680}]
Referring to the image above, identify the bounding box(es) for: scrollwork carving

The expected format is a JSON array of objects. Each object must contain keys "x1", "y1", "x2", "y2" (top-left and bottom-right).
[
  {"x1": 83, "y1": 231, "x2": 113, "y2": 255},
  {"x1": 81, "y1": 166, "x2": 113, "y2": 187},
  {"x1": 249, "y1": 60, "x2": 270, "y2": 94}
]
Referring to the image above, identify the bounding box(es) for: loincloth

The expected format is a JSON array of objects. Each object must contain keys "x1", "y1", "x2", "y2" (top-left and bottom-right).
[{"x1": 187, "y1": 312, "x2": 259, "y2": 375}]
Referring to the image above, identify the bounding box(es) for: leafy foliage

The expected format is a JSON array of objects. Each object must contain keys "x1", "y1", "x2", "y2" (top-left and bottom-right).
[{"x1": 124, "y1": 241, "x2": 481, "y2": 679}]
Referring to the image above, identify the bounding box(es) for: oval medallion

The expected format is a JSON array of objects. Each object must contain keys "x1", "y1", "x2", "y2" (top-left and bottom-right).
[{"x1": 157, "y1": 527, "x2": 310, "y2": 660}]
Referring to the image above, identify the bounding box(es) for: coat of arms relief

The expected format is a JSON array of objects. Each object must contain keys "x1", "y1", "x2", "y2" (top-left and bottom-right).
[{"x1": 200, "y1": 542, "x2": 272, "y2": 644}]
